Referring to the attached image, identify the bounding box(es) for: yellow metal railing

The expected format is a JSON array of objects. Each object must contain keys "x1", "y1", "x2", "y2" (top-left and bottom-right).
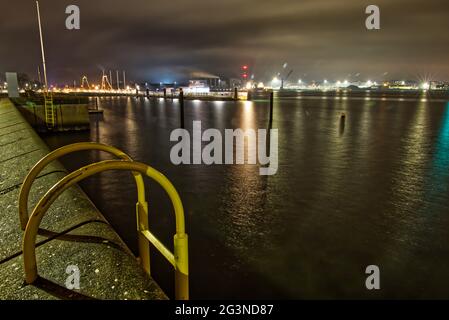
[
  {"x1": 18, "y1": 142, "x2": 151, "y2": 278},
  {"x1": 19, "y1": 142, "x2": 146, "y2": 230},
  {"x1": 19, "y1": 143, "x2": 189, "y2": 300}
]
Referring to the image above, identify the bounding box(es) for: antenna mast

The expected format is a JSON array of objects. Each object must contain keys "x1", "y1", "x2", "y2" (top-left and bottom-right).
[{"x1": 36, "y1": 1, "x2": 48, "y2": 90}]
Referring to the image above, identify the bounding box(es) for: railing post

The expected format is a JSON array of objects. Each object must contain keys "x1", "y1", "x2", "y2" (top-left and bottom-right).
[
  {"x1": 174, "y1": 233, "x2": 189, "y2": 300},
  {"x1": 136, "y1": 201, "x2": 151, "y2": 276}
]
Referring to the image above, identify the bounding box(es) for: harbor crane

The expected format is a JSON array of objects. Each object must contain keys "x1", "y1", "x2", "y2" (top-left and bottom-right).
[
  {"x1": 281, "y1": 69, "x2": 293, "y2": 90},
  {"x1": 81, "y1": 76, "x2": 90, "y2": 89},
  {"x1": 101, "y1": 71, "x2": 113, "y2": 90}
]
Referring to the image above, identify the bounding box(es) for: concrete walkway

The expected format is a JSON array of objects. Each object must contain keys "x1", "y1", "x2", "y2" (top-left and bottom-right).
[{"x1": 0, "y1": 99, "x2": 167, "y2": 300}]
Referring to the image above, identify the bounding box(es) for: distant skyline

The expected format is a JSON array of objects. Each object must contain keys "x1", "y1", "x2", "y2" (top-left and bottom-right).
[{"x1": 1, "y1": 0, "x2": 449, "y2": 84}]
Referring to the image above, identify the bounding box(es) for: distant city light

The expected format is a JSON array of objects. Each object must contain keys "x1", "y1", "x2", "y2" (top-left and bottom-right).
[
  {"x1": 422, "y1": 82, "x2": 430, "y2": 90},
  {"x1": 271, "y1": 77, "x2": 281, "y2": 88}
]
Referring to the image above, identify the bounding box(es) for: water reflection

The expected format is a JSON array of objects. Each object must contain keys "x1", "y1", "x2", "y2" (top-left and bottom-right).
[{"x1": 43, "y1": 95, "x2": 449, "y2": 299}]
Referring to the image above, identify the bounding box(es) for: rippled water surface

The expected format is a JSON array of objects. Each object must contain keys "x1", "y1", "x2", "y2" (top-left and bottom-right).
[{"x1": 43, "y1": 95, "x2": 449, "y2": 299}]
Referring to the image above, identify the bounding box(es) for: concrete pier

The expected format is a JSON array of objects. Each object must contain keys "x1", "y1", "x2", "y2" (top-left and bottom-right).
[
  {"x1": 0, "y1": 99, "x2": 167, "y2": 300},
  {"x1": 17, "y1": 101, "x2": 90, "y2": 132}
]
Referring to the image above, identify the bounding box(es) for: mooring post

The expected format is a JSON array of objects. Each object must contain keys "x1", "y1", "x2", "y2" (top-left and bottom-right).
[
  {"x1": 247, "y1": 90, "x2": 252, "y2": 101},
  {"x1": 163, "y1": 88, "x2": 167, "y2": 100},
  {"x1": 269, "y1": 91, "x2": 274, "y2": 126},
  {"x1": 180, "y1": 88, "x2": 185, "y2": 129},
  {"x1": 146, "y1": 88, "x2": 150, "y2": 98},
  {"x1": 234, "y1": 87, "x2": 238, "y2": 101},
  {"x1": 339, "y1": 113, "x2": 346, "y2": 136}
]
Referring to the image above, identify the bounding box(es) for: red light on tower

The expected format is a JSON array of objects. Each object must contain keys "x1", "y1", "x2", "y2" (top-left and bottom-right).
[{"x1": 241, "y1": 65, "x2": 249, "y2": 84}]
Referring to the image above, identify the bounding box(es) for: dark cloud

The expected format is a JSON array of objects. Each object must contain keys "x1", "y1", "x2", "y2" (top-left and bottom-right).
[{"x1": 0, "y1": 0, "x2": 448, "y2": 84}]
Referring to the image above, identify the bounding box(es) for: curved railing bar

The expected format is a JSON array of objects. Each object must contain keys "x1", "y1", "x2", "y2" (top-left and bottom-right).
[{"x1": 18, "y1": 142, "x2": 146, "y2": 230}]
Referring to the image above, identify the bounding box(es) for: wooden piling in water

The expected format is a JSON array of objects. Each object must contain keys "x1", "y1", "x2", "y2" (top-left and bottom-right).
[{"x1": 180, "y1": 88, "x2": 185, "y2": 129}]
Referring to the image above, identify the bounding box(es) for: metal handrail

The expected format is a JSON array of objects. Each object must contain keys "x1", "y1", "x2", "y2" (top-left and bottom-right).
[
  {"x1": 18, "y1": 142, "x2": 151, "y2": 275},
  {"x1": 18, "y1": 142, "x2": 146, "y2": 230},
  {"x1": 20, "y1": 146, "x2": 189, "y2": 299}
]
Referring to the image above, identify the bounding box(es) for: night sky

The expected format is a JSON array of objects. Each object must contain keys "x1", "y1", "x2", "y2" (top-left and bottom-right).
[{"x1": 0, "y1": 0, "x2": 448, "y2": 84}]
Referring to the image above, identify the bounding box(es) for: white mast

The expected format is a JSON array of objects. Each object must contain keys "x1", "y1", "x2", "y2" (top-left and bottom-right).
[{"x1": 36, "y1": 1, "x2": 48, "y2": 91}]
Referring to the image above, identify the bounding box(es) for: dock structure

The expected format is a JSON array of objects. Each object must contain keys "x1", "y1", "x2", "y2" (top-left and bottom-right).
[{"x1": 0, "y1": 98, "x2": 167, "y2": 300}]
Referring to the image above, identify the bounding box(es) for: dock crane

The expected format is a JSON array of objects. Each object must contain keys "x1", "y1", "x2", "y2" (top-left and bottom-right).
[
  {"x1": 281, "y1": 69, "x2": 293, "y2": 90},
  {"x1": 81, "y1": 76, "x2": 90, "y2": 89},
  {"x1": 101, "y1": 71, "x2": 113, "y2": 91}
]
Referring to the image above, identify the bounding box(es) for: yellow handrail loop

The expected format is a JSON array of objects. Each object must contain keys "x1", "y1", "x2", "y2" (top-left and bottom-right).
[
  {"x1": 22, "y1": 160, "x2": 189, "y2": 300},
  {"x1": 19, "y1": 142, "x2": 147, "y2": 230}
]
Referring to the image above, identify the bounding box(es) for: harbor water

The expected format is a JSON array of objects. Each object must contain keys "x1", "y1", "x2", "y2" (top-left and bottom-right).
[{"x1": 43, "y1": 93, "x2": 449, "y2": 299}]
